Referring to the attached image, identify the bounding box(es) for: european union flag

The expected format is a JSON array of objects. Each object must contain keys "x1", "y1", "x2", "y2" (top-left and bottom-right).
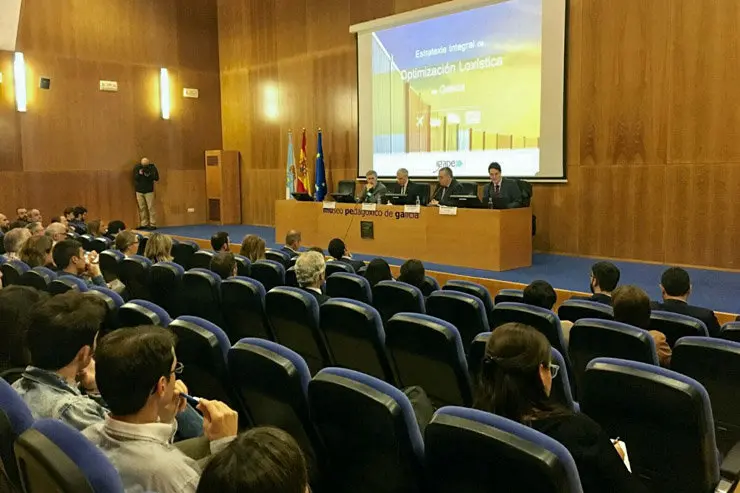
[{"x1": 314, "y1": 129, "x2": 327, "y2": 201}]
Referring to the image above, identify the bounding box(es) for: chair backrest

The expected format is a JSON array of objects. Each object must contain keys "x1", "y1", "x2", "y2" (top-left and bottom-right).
[
  {"x1": 459, "y1": 182, "x2": 477, "y2": 195},
  {"x1": 569, "y1": 319, "x2": 658, "y2": 394},
  {"x1": 326, "y1": 261, "x2": 355, "y2": 276},
  {"x1": 308, "y1": 367, "x2": 424, "y2": 493},
  {"x1": 320, "y1": 298, "x2": 396, "y2": 383},
  {"x1": 720, "y1": 322, "x2": 740, "y2": 343},
  {"x1": 557, "y1": 299, "x2": 613, "y2": 322},
  {"x1": 18, "y1": 266, "x2": 57, "y2": 291},
  {"x1": 326, "y1": 272, "x2": 372, "y2": 304},
  {"x1": 285, "y1": 266, "x2": 298, "y2": 287},
  {"x1": 372, "y1": 280, "x2": 425, "y2": 323},
  {"x1": 386, "y1": 313, "x2": 472, "y2": 407},
  {"x1": 190, "y1": 249, "x2": 215, "y2": 270},
  {"x1": 650, "y1": 310, "x2": 709, "y2": 347},
  {"x1": 443, "y1": 280, "x2": 494, "y2": 320},
  {"x1": 86, "y1": 286, "x2": 124, "y2": 334},
  {"x1": 78, "y1": 234, "x2": 94, "y2": 252},
  {"x1": 426, "y1": 407, "x2": 582, "y2": 493},
  {"x1": 171, "y1": 240, "x2": 199, "y2": 270},
  {"x1": 250, "y1": 260, "x2": 286, "y2": 292},
  {"x1": 119, "y1": 255, "x2": 152, "y2": 300},
  {"x1": 118, "y1": 299, "x2": 172, "y2": 327},
  {"x1": 181, "y1": 268, "x2": 223, "y2": 326},
  {"x1": 581, "y1": 358, "x2": 719, "y2": 493},
  {"x1": 1, "y1": 260, "x2": 29, "y2": 287},
  {"x1": 149, "y1": 261, "x2": 185, "y2": 317},
  {"x1": 89, "y1": 237, "x2": 112, "y2": 254},
  {"x1": 227, "y1": 339, "x2": 321, "y2": 480},
  {"x1": 221, "y1": 277, "x2": 273, "y2": 342},
  {"x1": 673, "y1": 337, "x2": 740, "y2": 455},
  {"x1": 491, "y1": 302, "x2": 569, "y2": 359},
  {"x1": 265, "y1": 286, "x2": 329, "y2": 374},
  {"x1": 98, "y1": 249, "x2": 124, "y2": 282},
  {"x1": 265, "y1": 249, "x2": 291, "y2": 267},
  {"x1": 494, "y1": 288, "x2": 524, "y2": 304},
  {"x1": 15, "y1": 419, "x2": 124, "y2": 493},
  {"x1": 422, "y1": 275, "x2": 440, "y2": 293},
  {"x1": 337, "y1": 180, "x2": 356, "y2": 195},
  {"x1": 0, "y1": 379, "x2": 34, "y2": 490},
  {"x1": 136, "y1": 235, "x2": 147, "y2": 256},
  {"x1": 426, "y1": 291, "x2": 489, "y2": 353},
  {"x1": 234, "y1": 254, "x2": 251, "y2": 277},
  {"x1": 48, "y1": 275, "x2": 89, "y2": 295}
]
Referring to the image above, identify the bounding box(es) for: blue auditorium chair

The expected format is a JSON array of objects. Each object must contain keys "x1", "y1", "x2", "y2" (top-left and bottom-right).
[
  {"x1": 426, "y1": 290, "x2": 489, "y2": 352},
  {"x1": 221, "y1": 277, "x2": 274, "y2": 342},
  {"x1": 326, "y1": 272, "x2": 372, "y2": 304},
  {"x1": 557, "y1": 299, "x2": 613, "y2": 323},
  {"x1": 89, "y1": 236, "x2": 112, "y2": 254},
  {"x1": 169, "y1": 316, "x2": 246, "y2": 419},
  {"x1": 14, "y1": 419, "x2": 124, "y2": 493},
  {"x1": 468, "y1": 332, "x2": 576, "y2": 412},
  {"x1": 491, "y1": 302, "x2": 569, "y2": 360},
  {"x1": 422, "y1": 275, "x2": 440, "y2": 295},
  {"x1": 98, "y1": 249, "x2": 124, "y2": 282},
  {"x1": 18, "y1": 266, "x2": 57, "y2": 291},
  {"x1": 0, "y1": 379, "x2": 34, "y2": 491},
  {"x1": 78, "y1": 234, "x2": 94, "y2": 252},
  {"x1": 320, "y1": 298, "x2": 396, "y2": 383},
  {"x1": 87, "y1": 286, "x2": 124, "y2": 334},
  {"x1": 326, "y1": 261, "x2": 355, "y2": 276},
  {"x1": 171, "y1": 240, "x2": 199, "y2": 270},
  {"x1": 181, "y1": 268, "x2": 223, "y2": 326},
  {"x1": 650, "y1": 310, "x2": 709, "y2": 347},
  {"x1": 720, "y1": 322, "x2": 740, "y2": 343},
  {"x1": 228, "y1": 339, "x2": 322, "y2": 482},
  {"x1": 48, "y1": 275, "x2": 89, "y2": 295},
  {"x1": 119, "y1": 255, "x2": 152, "y2": 300},
  {"x1": 494, "y1": 288, "x2": 523, "y2": 304},
  {"x1": 569, "y1": 319, "x2": 658, "y2": 393},
  {"x1": 373, "y1": 280, "x2": 425, "y2": 323},
  {"x1": 673, "y1": 337, "x2": 740, "y2": 455},
  {"x1": 190, "y1": 249, "x2": 215, "y2": 270},
  {"x1": 136, "y1": 234, "x2": 147, "y2": 256},
  {"x1": 386, "y1": 313, "x2": 472, "y2": 407},
  {"x1": 149, "y1": 261, "x2": 184, "y2": 317},
  {"x1": 425, "y1": 406, "x2": 582, "y2": 493},
  {"x1": 308, "y1": 368, "x2": 424, "y2": 493},
  {"x1": 581, "y1": 358, "x2": 740, "y2": 493},
  {"x1": 265, "y1": 249, "x2": 291, "y2": 268},
  {"x1": 265, "y1": 286, "x2": 331, "y2": 374},
  {"x1": 285, "y1": 266, "x2": 298, "y2": 287},
  {"x1": 118, "y1": 299, "x2": 171, "y2": 327},
  {"x1": 1, "y1": 259, "x2": 29, "y2": 287},
  {"x1": 234, "y1": 254, "x2": 251, "y2": 277},
  {"x1": 443, "y1": 280, "x2": 494, "y2": 323},
  {"x1": 250, "y1": 259, "x2": 286, "y2": 291}
]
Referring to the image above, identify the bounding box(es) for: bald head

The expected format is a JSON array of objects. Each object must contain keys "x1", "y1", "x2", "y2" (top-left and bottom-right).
[
  {"x1": 0, "y1": 213, "x2": 8, "y2": 232},
  {"x1": 46, "y1": 222, "x2": 68, "y2": 243},
  {"x1": 285, "y1": 230, "x2": 302, "y2": 250},
  {"x1": 140, "y1": 157, "x2": 150, "y2": 166},
  {"x1": 28, "y1": 209, "x2": 42, "y2": 224}
]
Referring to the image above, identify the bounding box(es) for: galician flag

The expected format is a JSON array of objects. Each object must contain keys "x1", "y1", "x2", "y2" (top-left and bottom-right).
[
  {"x1": 296, "y1": 129, "x2": 311, "y2": 194},
  {"x1": 315, "y1": 129, "x2": 327, "y2": 201},
  {"x1": 286, "y1": 130, "x2": 296, "y2": 199}
]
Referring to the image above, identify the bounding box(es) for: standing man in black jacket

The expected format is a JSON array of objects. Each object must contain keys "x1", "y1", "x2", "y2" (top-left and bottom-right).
[{"x1": 134, "y1": 157, "x2": 159, "y2": 230}]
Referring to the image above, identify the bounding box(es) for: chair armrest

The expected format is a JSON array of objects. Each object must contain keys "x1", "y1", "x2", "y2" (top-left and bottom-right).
[{"x1": 716, "y1": 442, "x2": 740, "y2": 492}]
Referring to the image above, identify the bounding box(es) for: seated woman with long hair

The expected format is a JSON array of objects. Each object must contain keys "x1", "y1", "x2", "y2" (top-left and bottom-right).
[
  {"x1": 475, "y1": 323, "x2": 647, "y2": 493},
  {"x1": 239, "y1": 234, "x2": 266, "y2": 263},
  {"x1": 143, "y1": 233, "x2": 173, "y2": 263},
  {"x1": 364, "y1": 258, "x2": 393, "y2": 287}
]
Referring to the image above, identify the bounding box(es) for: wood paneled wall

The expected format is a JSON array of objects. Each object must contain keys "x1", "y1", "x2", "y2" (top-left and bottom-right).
[{"x1": 0, "y1": 0, "x2": 223, "y2": 228}]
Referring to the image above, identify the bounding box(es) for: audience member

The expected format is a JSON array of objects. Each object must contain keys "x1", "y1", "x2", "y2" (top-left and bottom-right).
[
  {"x1": 3, "y1": 227, "x2": 32, "y2": 261},
  {"x1": 26, "y1": 221, "x2": 44, "y2": 236},
  {"x1": 84, "y1": 326, "x2": 239, "y2": 493},
  {"x1": 295, "y1": 251, "x2": 329, "y2": 305},
  {"x1": 12, "y1": 292, "x2": 108, "y2": 429},
  {"x1": 612, "y1": 285, "x2": 672, "y2": 367},
  {"x1": 106, "y1": 220, "x2": 126, "y2": 238},
  {"x1": 652, "y1": 267, "x2": 721, "y2": 338},
  {"x1": 308, "y1": 246, "x2": 324, "y2": 254},
  {"x1": 575, "y1": 261, "x2": 620, "y2": 305},
  {"x1": 474, "y1": 323, "x2": 648, "y2": 493},
  {"x1": 210, "y1": 231, "x2": 230, "y2": 252},
  {"x1": 0, "y1": 213, "x2": 9, "y2": 233},
  {"x1": 115, "y1": 230, "x2": 140, "y2": 257},
  {"x1": 45, "y1": 222, "x2": 68, "y2": 243},
  {"x1": 0, "y1": 286, "x2": 49, "y2": 373},
  {"x1": 364, "y1": 258, "x2": 393, "y2": 287},
  {"x1": 240, "y1": 234, "x2": 266, "y2": 262},
  {"x1": 19, "y1": 234, "x2": 54, "y2": 268},
  {"x1": 15, "y1": 207, "x2": 28, "y2": 225},
  {"x1": 8, "y1": 220, "x2": 27, "y2": 230},
  {"x1": 211, "y1": 252, "x2": 237, "y2": 279},
  {"x1": 52, "y1": 239, "x2": 106, "y2": 287},
  {"x1": 50, "y1": 215, "x2": 68, "y2": 226},
  {"x1": 327, "y1": 238, "x2": 364, "y2": 272},
  {"x1": 197, "y1": 427, "x2": 309, "y2": 493},
  {"x1": 523, "y1": 280, "x2": 574, "y2": 343},
  {"x1": 87, "y1": 219, "x2": 104, "y2": 238},
  {"x1": 282, "y1": 230, "x2": 302, "y2": 258},
  {"x1": 27, "y1": 209, "x2": 42, "y2": 224},
  {"x1": 70, "y1": 206, "x2": 88, "y2": 234},
  {"x1": 144, "y1": 233, "x2": 174, "y2": 263},
  {"x1": 63, "y1": 207, "x2": 76, "y2": 231},
  {"x1": 398, "y1": 258, "x2": 435, "y2": 296}
]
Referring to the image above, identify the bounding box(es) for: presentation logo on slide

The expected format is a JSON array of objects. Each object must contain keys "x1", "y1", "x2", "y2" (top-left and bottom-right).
[{"x1": 435, "y1": 160, "x2": 463, "y2": 171}]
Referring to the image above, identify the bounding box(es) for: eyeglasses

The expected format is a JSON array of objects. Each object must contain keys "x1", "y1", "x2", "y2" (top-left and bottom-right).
[
  {"x1": 172, "y1": 362, "x2": 184, "y2": 375},
  {"x1": 548, "y1": 363, "x2": 560, "y2": 379}
]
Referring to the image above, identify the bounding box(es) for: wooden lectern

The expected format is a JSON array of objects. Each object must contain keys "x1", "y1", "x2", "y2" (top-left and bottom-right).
[{"x1": 205, "y1": 150, "x2": 241, "y2": 225}]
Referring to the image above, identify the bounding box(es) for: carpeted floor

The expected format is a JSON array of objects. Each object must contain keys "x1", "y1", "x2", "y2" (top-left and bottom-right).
[{"x1": 156, "y1": 224, "x2": 740, "y2": 314}]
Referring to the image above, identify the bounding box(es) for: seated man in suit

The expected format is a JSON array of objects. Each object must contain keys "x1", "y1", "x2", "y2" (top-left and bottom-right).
[
  {"x1": 482, "y1": 162, "x2": 524, "y2": 209},
  {"x1": 429, "y1": 166, "x2": 464, "y2": 207},
  {"x1": 210, "y1": 252, "x2": 237, "y2": 280},
  {"x1": 327, "y1": 238, "x2": 364, "y2": 272},
  {"x1": 574, "y1": 261, "x2": 620, "y2": 305},
  {"x1": 389, "y1": 168, "x2": 424, "y2": 204},
  {"x1": 357, "y1": 169, "x2": 387, "y2": 204},
  {"x1": 612, "y1": 285, "x2": 672, "y2": 367},
  {"x1": 210, "y1": 231, "x2": 230, "y2": 252},
  {"x1": 522, "y1": 280, "x2": 574, "y2": 344},
  {"x1": 295, "y1": 251, "x2": 330, "y2": 305},
  {"x1": 652, "y1": 267, "x2": 721, "y2": 338},
  {"x1": 281, "y1": 230, "x2": 301, "y2": 258}
]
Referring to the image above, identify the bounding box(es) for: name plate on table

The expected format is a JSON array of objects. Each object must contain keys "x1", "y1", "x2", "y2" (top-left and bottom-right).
[
  {"x1": 404, "y1": 205, "x2": 421, "y2": 214},
  {"x1": 439, "y1": 206, "x2": 458, "y2": 216},
  {"x1": 361, "y1": 203, "x2": 377, "y2": 211},
  {"x1": 322, "y1": 201, "x2": 336, "y2": 209}
]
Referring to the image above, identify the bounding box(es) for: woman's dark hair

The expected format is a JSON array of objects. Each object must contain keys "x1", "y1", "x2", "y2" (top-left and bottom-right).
[
  {"x1": 0, "y1": 286, "x2": 49, "y2": 371},
  {"x1": 474, "y1": 323, "x2": 567, "y2": 423},
  {"x1": 197, "y1": 427, "x2": 308, "y2": 493},
  {"x1": 398, "y1": 259, "x2": 425, "y2": 287},
  {"x1": 364, "y1": 258, "x2": 393, "y2": 287}
]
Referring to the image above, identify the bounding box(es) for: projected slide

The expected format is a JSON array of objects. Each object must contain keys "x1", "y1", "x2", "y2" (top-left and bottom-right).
[{"x1": 355, "y1": 0, "x2": 565, "y2": 179}]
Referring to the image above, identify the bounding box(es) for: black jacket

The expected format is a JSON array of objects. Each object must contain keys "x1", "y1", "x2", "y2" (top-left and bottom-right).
[
  {"x1": 432, "y1": 179, "x2": 465, "y2": 206},
  {"x1": 336, "y1": 257, "x2": 364, "y2": 273},
  {"x1": 302, "y1": 287, "x2": 331, "y2": 306},
  {"x1": 651, "y1": 299, "x2": 721, "y2": 337},
  {"x1": 134, "y1": 164, "x2": 160, "y2": 193},
  {"x1": 482, "y1": 178, "x2": 524, "y2": 209},
  {"x1": 572, "y1": 293, "x2": 612, "y2": 306},
  {"x1": 280, "y1": 246, "x2": 300, "y2": 259},
  {"x1": 389, "y1": 181, "x2": 425, "y2": 204}
]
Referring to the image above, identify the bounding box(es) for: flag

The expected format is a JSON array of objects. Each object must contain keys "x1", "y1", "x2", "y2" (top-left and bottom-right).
[
  {"x1": 296, "y1": 129, "x2": 311, "y2": 194},
  {"x1": 286, "y1": 130, "x2": 296, "y2": 199},
  {"x1": 315, "y1": 129, "x2": 327, "y2": 201}
]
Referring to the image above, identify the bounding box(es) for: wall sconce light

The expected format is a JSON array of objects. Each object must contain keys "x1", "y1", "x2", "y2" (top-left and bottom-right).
[
  {"x1": 160, "y1": 68, "x2": 170, "y2": 120},
  {"x1": 14, "y1": 52, "x2": 26, "y2": 112}
]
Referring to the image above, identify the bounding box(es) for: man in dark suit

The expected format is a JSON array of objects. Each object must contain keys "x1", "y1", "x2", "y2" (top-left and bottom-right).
[
  {"x1": 652, "y1": 267, "x2": 721, "y2": 337},
  {"x1": 328, "y1": 238, "x2": 364, "y2": 272},
  {"x1": 573, "y1": 261, "x2": 620, "y2": 305},
  {"x1": 295, "y1": 250, "x2": 330, "y2": 305},
  {"x1": 388, "y1": 168, "x2": 424, "y2": 205},
  {"x1": 280, "y1": 230, "x2": 301, "y2": 258},
  {"x1": 429, "y1": 167, "x2": 464, "y2": 207},
  {"x1": 482, "y1": 162, "x2": 524, "y2": 209}
]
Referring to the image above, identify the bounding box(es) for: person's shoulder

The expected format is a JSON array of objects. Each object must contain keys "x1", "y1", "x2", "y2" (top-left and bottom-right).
[{"x1": 536, "y1": 412, "x2": 604, "y2": 440}]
